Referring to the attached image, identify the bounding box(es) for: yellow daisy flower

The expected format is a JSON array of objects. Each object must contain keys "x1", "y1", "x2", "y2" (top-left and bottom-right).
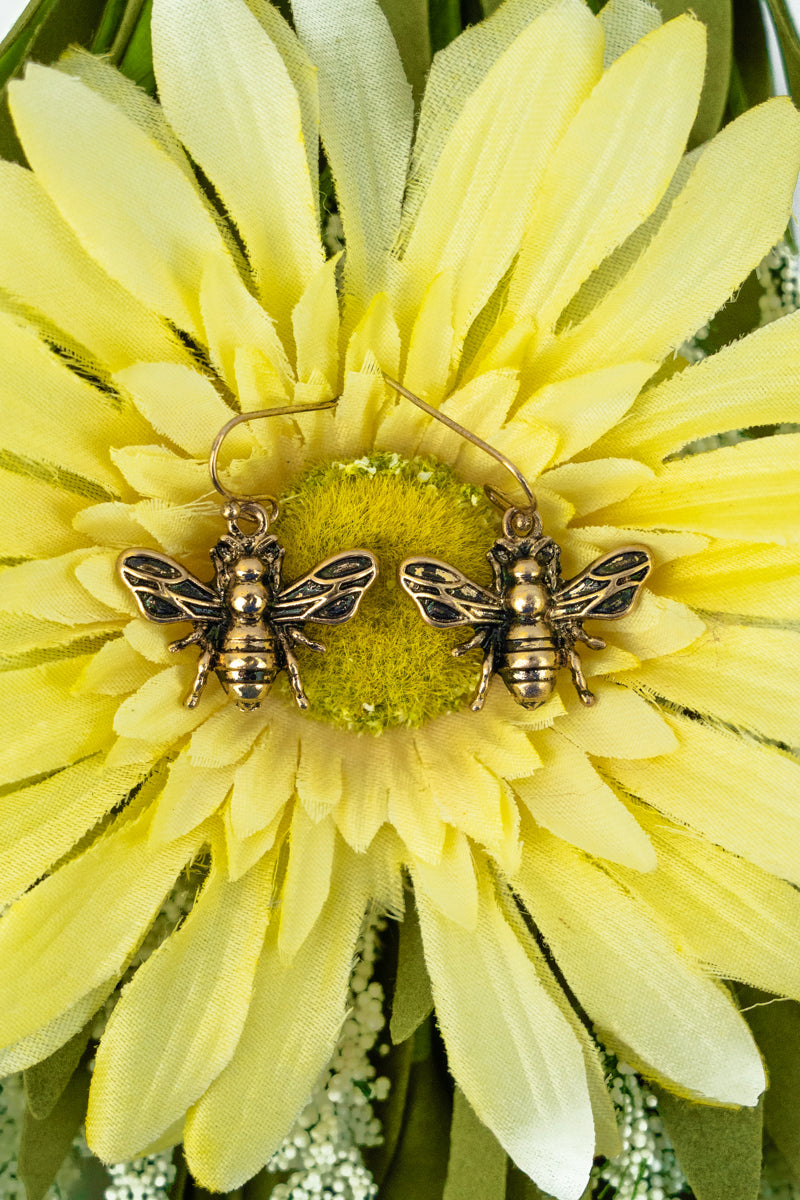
[{"x1": 1, "y1": 0, "x2": 799, "y2": 1195}]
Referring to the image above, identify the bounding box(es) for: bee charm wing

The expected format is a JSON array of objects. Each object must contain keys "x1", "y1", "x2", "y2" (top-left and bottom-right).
[
  {"x1": 117, "y1": 549, "x2": 225, "y2": 624},
  {"x1": 271, "y1": 551, "x2": 378, "y2": 625},
  {"x1": 549, "y1": 546, "x2": 652, "y2": 622},
  {"x1": 400, "y1": 557, "x2": 504, "y2": 628}
]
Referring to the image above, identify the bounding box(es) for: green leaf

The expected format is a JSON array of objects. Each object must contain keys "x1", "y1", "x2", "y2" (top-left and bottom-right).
[
  {"x1": 505, "y1": 1165, "x2": 592, "y2": 1200},
  {"x1": 23, "y1": 1021, "x2": 93, "y2": 1120},
  {"x1": 364, "y1": 1030, "x2": 415, "y2": 1186},
  {"x1": 118, "y1": 0, "x2": 155, "y2": 93},
  {"x1": 765, "y1": 1, "x2": 800, "y2": 101},
  {"x1": 18, "y1": 1060, "x2": 90, "y2": 1200},
  {"x1": 380, "y1": 1029, "x2": 452, "y2": 1200},
  {"x1": 390, "y1": 893, "x2": 434, "y2": 1045},
  {"x1": 429, "y1": 0, "x2": 462, "y2": 53},
  {"x1": 652, "y1": 1085, "x2": 763, "y2": 1200},
  {"x1": 443, "y1": 1088, "x2": 507, "y2": 1200},
  {"x1": 738, "y1": 986, "x2": 800, "y2": 1183},
  {"x1": 730, "y1": 0, "x2": 772, "y2": 115},
  {"x1": 379, "y1": 0, "x2": 431, "y2": 105},
  {"x1": 655, "y1": 0, "x2": 732, "y2": 146}
]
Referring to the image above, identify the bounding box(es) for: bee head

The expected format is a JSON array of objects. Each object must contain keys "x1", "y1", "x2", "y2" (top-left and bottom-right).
[{"x1": 232, "y1": 556, "x2": 264, "y2": 582}]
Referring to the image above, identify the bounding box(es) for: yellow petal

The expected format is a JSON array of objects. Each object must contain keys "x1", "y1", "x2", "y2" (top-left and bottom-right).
[
  {"x1": 149, "y1": 754, "x2": 232, "y2": 844},
  {"x1": 616, "y1": 622, "x2": 800, "y2": 746},
  {"x1": 573, "y1": 525, "x2": 708, "y2": 569},
  {"x1": 115, "y1": 361, "x2": 251, "y2": 459},
  {"x1": 403, "y1": 271, "x2": 455, "y2": 403},
  {"x1": 10, "y1": 65, "x2": 237, "y2": 339},
  {"x1": 600, "y1": 0, "x2": 661, "y2": 63},
  {"x1": 198, "y1": 256, "x2": 293, "y2": 395},
  {"x1": 0, "y1": 311, "x2": 132, "y2": 495},
  {"x1": 0, "y1": 549, "x2": 120, "y2": 625},
  {"x1": 509, "y1": 16, "x2": 705, "y2": 334},
  {"x1": 183, "y1": 846, "x2": 371, "y2": 1190},
  {"x1": 279, "y1": 807, "x2": 336, "y2": 959},
  {"x1": 110, "y1": 445, "x2": 207, "y2": 504},
  {"x1": 414, "y1": 727, "x2": 511, "y2": 851},
  {"x1": 514, "y1": 827, "x2": 765, "y2": 1104},
  {"x1": 152, "y1": 0, "x2": 323, "y2": 338},
  {"x1": 0, "y1": 980, "x2": 116, "y2": 1075},
  {"x1": 415, "y1": 870, "x2": 594, "y2": 1199},
  {"x1": 599, "y1": 433, "x2": 800, "y2": 544},
  {"x1": 290, "y1": 0, "x2": 413, "y2": 304},
  {"x1": 534, "y1": 98, "x2": 800, "y2": 381},
  {"x1": 514, "y1": 729, "x2": 656, "y2": 870},
  {"x1": 345, "y1": 292, "x2": 402, "y2": 382},
  {"x1": 0, "y1": 756, "x2": 146, "y2": 905},
  {"x1": 598, "y1": 309, "x2": 800, "y2": 464},
  {"x1": 295, "y1": 724, "x2": 342, "y2": 821},
  {"x1": 411, "y1": 828, "x2": 479, "y2": 930},
  {"x1": 512, "y1": 363, "x2": 657, "y2": 464},
  {"x1": 186, "y1": 706, "x2": 263, "y2": 769},
  {"x1": 0, "y1": 470, "x2": 85, "y2": 559},
  {"x1": 0, "y1": 161, "x2": 186, "y2": 373},
  {"x1": 292, "y1": 254, "x2": 341, "y2": 389},
  {"x1": 657, "y1": 539, "x2": 800, "y2": 620},
  {"x1": 401, "y1": 1, "x2": 603, "y2": 342},
  {"x1": 614, "y1": 811, "x2": 800, "y2": 1001},
  {"x1": 602, "y1": 590, "x2": 705, "y2": 661},
  {"x1": 385, "y1": 735, "x2": 446, "y2": 864},
  {"x1": 556, "y1": 680, "x2": 677, "y2": 758},
  {"x1": 78, "y1": 637, "x2": 155, "y2": 695},
  {"x1": 113, "y1": 665, "x2": 227, "y2": 749},
  {"x1": 224, "y1": 803, "x2": 285, "y2": 882},
  {"x1": 230, "y1": 719, "x2": 298, "y2": 840},
  {"x1": 88, "y1": 852, "x2": 273, "y2": 1162},
  {"x1": 0, "y1": 659, "x2": 117, "y2": 786},
  {"x1": 543, "y1": 458, "x2": 653, "y2": 516},
  {"x1": 599, "y1": 709, "x2": 800, "y2": 887},
  {"x1": 334, "y1": 747, "x2": 390, "y2": 853},
  {"x1": 0, "y1": 810, "x2": 206, "y2": 1047}
]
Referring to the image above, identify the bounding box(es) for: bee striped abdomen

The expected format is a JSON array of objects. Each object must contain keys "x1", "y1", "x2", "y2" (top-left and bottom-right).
[
  {"x1": 499, "y1": 619, "x2": 558, "y2": 708},
  {"x1": 216, "y1": 621, "x2": 278, "y2": 710}
]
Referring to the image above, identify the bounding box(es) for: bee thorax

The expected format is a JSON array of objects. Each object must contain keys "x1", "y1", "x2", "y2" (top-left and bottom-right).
[
  {"x1": 504, "y1": 579, "x2": 549, "y2": 618},
  {"x1": 228, "y1": 581, "x2": 269, "y2": 619}
]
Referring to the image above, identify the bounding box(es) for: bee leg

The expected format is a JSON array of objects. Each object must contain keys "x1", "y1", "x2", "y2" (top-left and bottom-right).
[
  {"x1": 565, "y1": 646, "x2": 595, "y2": 707},
  {"x1": 452, "y1": 629, "x2": 487, "y2": 658},
  {"x1": 470, "y1": 642, "x2": 495, "y2": 712},
  {"x1": 289, "y1": 628, "x2": 326, "y2": 654},
  {"x1": 277, "y1": 630, "x2": 309, "y2": 710},
  {"x1": 185, "y1": 645, "x2": 214, "y2": 708},
  {"x1": 486, "y1": 548, "x2": 504, "y2": 593},
  {"x1": 572, "y1": 624, "x2": 606, "y2": 652},
  {"x1": 169, "y1": 627, "x2": 206, "y2": 653}
]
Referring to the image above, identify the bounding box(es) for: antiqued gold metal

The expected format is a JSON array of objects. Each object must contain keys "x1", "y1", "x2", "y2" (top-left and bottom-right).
[
  {"x1": 384, "y1": 375, "x2": 652, "y2": 712},
  {"x1": 117, "y1": 402, "x2": 378, "y2": 712}
]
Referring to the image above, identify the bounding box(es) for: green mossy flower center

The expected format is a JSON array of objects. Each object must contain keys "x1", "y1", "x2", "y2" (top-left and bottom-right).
[{"x1": 273, "y1": 455, "x2": 497, "y2": 733}]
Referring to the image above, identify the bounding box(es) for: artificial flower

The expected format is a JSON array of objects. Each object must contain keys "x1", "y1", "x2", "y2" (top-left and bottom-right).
[{"x1": 0, "y1": 0, "x2": 799, "y2": 1196}]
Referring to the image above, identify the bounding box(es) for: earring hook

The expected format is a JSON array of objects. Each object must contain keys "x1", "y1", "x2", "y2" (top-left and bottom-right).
[
  {"x1": 382, "y1": 375, "x2": 539, "y2": 535},
  {"x1": 209, "y1": 399, "x2": 337, "y2": 514}
]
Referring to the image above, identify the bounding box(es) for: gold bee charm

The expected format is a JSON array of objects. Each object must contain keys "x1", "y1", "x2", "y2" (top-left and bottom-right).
[
  {"x1": 385, "y1": 377, "x2": 651, "y2": 712},
  {"x1": 117, "y1": 403, "x2": 378, "y2": 711}
]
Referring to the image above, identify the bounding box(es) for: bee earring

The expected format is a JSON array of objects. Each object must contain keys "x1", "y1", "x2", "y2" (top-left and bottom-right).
[
  {"x1": 383, "y1": 376, "x2": 651, "y2": 713},
  {"x1": 117, "y1": 402, "x2": 378, "y2": 712}
]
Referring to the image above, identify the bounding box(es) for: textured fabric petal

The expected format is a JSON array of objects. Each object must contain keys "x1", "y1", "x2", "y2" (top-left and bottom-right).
[
  {"x1": 198, "y1": 256, "x2": 293, "y2": 395},
  {"x1": 508, "y1": 16, "x2": 705, "y2": 334},
  {"x1": 542, "y1": 458, "x2": 653, "y2": 516},
  {"x1": 532, "y1": 98, "x2": 800, "y2": 382},
  {"x1": 230, "y1": 720, "x2": 298, "y2": 839},
  {"x1": 0, "y1": 659, "x2": 117, "y2": 786},
  {"x1": 613, "y1": 812, "x2": 800, "y2": 1001},
  {"x1": 616, "y1": 623, "x2": 800, "y2": 746},
  {"x1": 9, "y1": 65, "x2": 236, "y2": 339},
  {"x1": 115, "y1": 362, "x2": 250, "y2": 458},
  {"x1": 514, "y1": 828, "x2": 765, "y2": 1104},
  {"x1": 152, "y1": 0, "x2": 323, "y2": 338},
  {"x1": 0, "y1": 470, "x2": 86, "y2": 559},
  {"x1": 599, "y1": 709, "x2": 800, "y2": 887},
  {"x1": 657, "y1": 540, "x2": 800, "y2": 619},
  {"x1": 600, "y1": 0, "x2": 661, "y2": 63},
  {"x1": 598, "y1": 309, "x2": 800, "y2": 464},
  {"x1": 411, "y1": 828, "x2": 479, "y2": 930},
  {"x1": 292, "y1": 254, "x2": 341, "y2": 389},
  {"x1": 0, "y1": 810, "x2": 206, "y2": 1048},
  {"x1": 0, "y1": 161, "x2": 186, "y2": 372},
  {"x1": 415, "y1": 871, "x2": 594, "y2": 1200},
  {"x1": 602, "y1": 591, "x2": 704, "y2": 661},
  {"x1": 149, "y1": 754, "x2": 233, "y2": 844},
  {"x1": 400, "y1": 1, "x2": 602, "y2": 342},
  {"x1": 555, "y1": 681, "x2": 677, "y2": 758},
  {"x1": 384, "y1": 736, "x2": 446, "y2": 864},
  {"x1": 113, "y1": 665, "x2": 228, "y2": 749},
  {"x1": 279, "y1": 807, "x2": 336, "y2": 959},
  {"x1": 0, "y1": 980, "x2": 116, "y2": 1076},
  {"x1": 290, "y1": 0, "x2": 413, "y2": 304},
  {"x1": 78, "y1": 637, "x2": 156, "y2": 695},
  {"x1": 595, "y1": 433, "x2": 800, "y2": 544},
  {"x1": 510, "y1": 363, "x2": 656, "y2": 464},
  {"x1": 514, "y1": 729, "x2": 656, "y2": 870},
  {"x1": 88, "y1": 852, "x2": 273, "y2": 1162},
  {"x1": 0, "y1": 311, "x2": 135, "y2": 495},
  {"x1": 185, "y1": 707, "x2": 263, "y2": 770},
  {"x1": 0, "y1": 550, "x2": 121, "y2": 625},
  {"x1": 334, "y1": 748, "x2": 390, "y2": 853},
  {"x1": 183, "y1": 847, "x2": 371, "y2": 1190},
  {"x1": 0, "y1": 757, "x2": 146, "y2": 906}
]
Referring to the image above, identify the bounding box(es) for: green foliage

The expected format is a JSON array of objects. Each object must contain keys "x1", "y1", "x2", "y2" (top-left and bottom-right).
[
  {"x1": 390, "y1": 893, "x2": 434, "y2": 1045},
  {"x1": 23, "y1": 1021, "x2": 93, "y2": 1120},
  {"x1": 764, "y1": 0, "x2": 800, "y2": 101},
  {"x1": 652, "y1": 1085, "x2": 764, "y2": 1200},
  {"x1": 729, "y1": 0, "x2": 773, "y2": 116},
  {"x1": 429, "y1": 0, "x2": 462, "y2": 53},
  {"x1": 738, "y1": 987, "x2": 800, "y2": 1184},
  {"x1": 379, "y1": 0, "x2": 431, "y2": 104},
  {"x1": 18, "y1": 1058, "x2": 91, "y2": 1200},
  {"x1": 379, "y1": 1022, "x2": 452, "y2": 1199},
  {"x1": 443, "y1": 1088, "x2": 507, "y2": 1199},
  {"x1": 655, "y1": 0, "x2": 732, "y2": 147}
]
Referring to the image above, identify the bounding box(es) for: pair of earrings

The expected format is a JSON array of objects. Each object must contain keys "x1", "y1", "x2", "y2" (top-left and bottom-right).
[{"x1": 117, "y1": 379, "x2": 651, "y2": 715}]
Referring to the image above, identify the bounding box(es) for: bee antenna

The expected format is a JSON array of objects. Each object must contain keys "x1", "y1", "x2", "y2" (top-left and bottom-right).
[
  {"x1": 209, "y1": 398, "x2": 338, "y2": 508},
  {"x1": 382, "y1": 375, "x2": 537, "y2": 523}
]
